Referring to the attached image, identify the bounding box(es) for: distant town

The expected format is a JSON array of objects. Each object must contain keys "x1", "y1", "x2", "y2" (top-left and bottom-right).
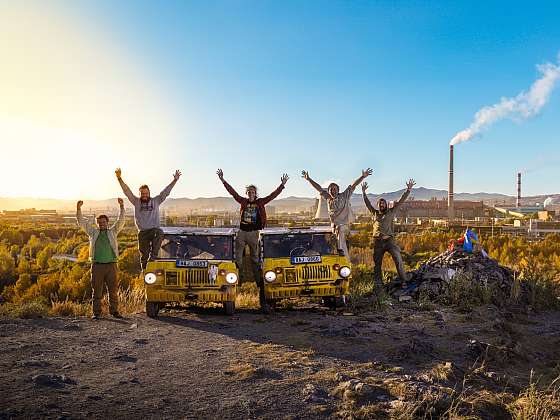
[{"x1": 2, "y1": 185, "x2": 559, "y2": 238}]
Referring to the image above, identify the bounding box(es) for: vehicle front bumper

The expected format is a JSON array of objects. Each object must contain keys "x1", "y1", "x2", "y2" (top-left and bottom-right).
[
  {"x1": 263, "y1": 284, "x2": 349, "y2": 299},
  {"x1": 146, "y1": 286, "x2": 235, "y2": 303}
]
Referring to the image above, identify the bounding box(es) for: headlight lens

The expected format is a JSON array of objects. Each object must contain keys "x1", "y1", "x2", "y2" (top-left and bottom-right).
[
  {"x1": 226, "y1": 272, "x2": 238, "y2": 284},
  {"x1": 264, "y1": 271, "x2": 277, "y2": 283},
  {"x1": 144, "y1": 272, "x2": 157, "y2": 284},
  {"x1": 339, "y1": 266, "x2": 351, "y2": 278}
]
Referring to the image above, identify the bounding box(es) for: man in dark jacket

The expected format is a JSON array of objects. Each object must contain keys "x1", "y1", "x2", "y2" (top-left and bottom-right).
[
  {"x1": 362, "y1": 179, "x2": 415, "y2": 289},
  {"x1": 217, "y1": 169, "x2": 288, "y2": 307}
]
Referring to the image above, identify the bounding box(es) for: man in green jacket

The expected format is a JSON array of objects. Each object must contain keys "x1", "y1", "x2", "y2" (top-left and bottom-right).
[
  {"x1": 77, "y1": 199, "x2": 126, "y2": 319},
  {"x1": 362, "y1": 179, "x2": 415, "y2": 289}
]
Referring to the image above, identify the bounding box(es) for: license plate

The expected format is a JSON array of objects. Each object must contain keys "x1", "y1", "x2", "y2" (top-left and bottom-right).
[
  {"x1": 291, "y1": 255, "x2": 322, "y2": 264},
  {"x1": 176, "y1": 260, "x2": 208, "y2": 268}
]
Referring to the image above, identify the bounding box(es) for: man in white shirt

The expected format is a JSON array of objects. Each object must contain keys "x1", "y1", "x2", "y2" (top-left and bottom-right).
[{"x1": 302, "y1": 168, "x2": 372, "y2": 257}]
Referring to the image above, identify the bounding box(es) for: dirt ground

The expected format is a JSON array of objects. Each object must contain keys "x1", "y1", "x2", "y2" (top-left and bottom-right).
[{"x1": 1, "y1": 302, "x2": 560, "y2": 419}]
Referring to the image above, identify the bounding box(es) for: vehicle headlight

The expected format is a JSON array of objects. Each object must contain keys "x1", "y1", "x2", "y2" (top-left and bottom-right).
[
  {"x1": 144, "y1": 272, "x2": 157, "y2": 284},
  {"x1": 339, "y1": 266, "x2": 351, "y2": 278},
  {"x1": 226, "y1": 272, "x2": 238, "y2": 284},
  {"x1": 264, "y1": 271, "x2": 277, "y2": 283}
]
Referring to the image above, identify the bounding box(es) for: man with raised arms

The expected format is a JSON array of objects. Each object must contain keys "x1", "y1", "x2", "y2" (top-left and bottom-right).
[
  {"x1": 116, "y1": 168, "x2": 182, "y2": 270},
  {"x1": 362, "y1": 179, "x2": 415, "y2": 290},
  {"x1": 301, "y1": 168, "x2": 373, "y2": 257}
]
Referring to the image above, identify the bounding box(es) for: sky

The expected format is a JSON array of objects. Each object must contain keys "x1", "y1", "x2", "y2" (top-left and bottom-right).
[{"x1": 1, "y1": 0, "x2": 559, "y2": 200}]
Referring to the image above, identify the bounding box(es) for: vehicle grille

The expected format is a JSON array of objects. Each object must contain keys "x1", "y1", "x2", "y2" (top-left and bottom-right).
[
  {"x1": 296, "y1": 265, "x2": 332, "y2": 281},
  {"x1": 165, "y1": 271, "x2": 179, "y2": 286},
  {"x1": 185, "y1": 269, "x2": 217, "y2": 287}
]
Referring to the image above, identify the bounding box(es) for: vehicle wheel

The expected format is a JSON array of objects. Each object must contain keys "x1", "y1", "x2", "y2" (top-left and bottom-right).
[
  {"x1": 334, "y1": 295, "x2": 348, "y2": 308},
  {"x1": 223, "y1": 301, "x2": 235, "y2": 316},
  {"x1": 323, "y1": 297, "x2": 335, "y2": 308},
  {"x1": 146, "y1": 302, "x2": 159, "y2": 318},
  {"x1": 259, "y1": 298, "x2": 276, "y2": 314},
  {"x1": 261, "y1": 302, "x2": 274, "y2": 315}
]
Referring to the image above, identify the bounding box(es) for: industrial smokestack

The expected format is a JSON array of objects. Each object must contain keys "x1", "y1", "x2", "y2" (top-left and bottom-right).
[
  {"x1": 448, "y1": 145, "x2": 454, "y2": 220},
  {"x1": 516, "y1": 172, "x2": 521, "y2": 208}
]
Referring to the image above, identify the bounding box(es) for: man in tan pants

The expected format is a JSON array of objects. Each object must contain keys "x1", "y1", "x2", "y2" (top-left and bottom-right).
[
  {"x1": 77, "y1": 199, "x2": 126, "y2": 319},
  {"x1": 302, "y1": 168, "x2": 373, "y2": 257},
  {"x1": 217, "y1": 169, "x2": 288, "y2": 311}
]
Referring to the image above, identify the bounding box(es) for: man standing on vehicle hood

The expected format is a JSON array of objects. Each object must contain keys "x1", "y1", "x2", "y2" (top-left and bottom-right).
[
  {"x1": 116, "y1": 167, "x2": 182, "y2": 270},
  {"x1": 76, "y1": 199, "x2": 125, "y2": 319},
  {"x1": 217, "y1": 169, "x2": 288, "y2": 304},
  {"x1": 301, "y1": 168, "x2": 372, "y2": 257},
  {"x1": 362, "y1": 179, "x2": 415, "y2": 290}
]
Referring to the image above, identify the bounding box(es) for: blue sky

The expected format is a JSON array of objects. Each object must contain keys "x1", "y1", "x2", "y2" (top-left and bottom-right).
[{"x1": 2, "y1": 1, "x2": 559, "y2": 199}]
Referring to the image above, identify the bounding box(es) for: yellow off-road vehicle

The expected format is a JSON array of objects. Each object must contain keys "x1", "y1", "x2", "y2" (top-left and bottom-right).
[
  {"x1": 259, "y1": 226, "x2": 351, "y2": 311},
  {"x1": 144, "y1": 227, "x2": 239, "y2": 317}
]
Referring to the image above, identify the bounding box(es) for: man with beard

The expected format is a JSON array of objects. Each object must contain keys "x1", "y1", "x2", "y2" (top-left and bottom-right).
[
  {"x1": 116, "y1": 167, "x2": 182, "y2": 270},
  {"x1": 217, "y1": 168, "x2": 288, "y2": 309},
  {"x1": 76, "y1": 198, "x2": 125, "y2": 319},
  {"x1": 362, "y1": 179, "x2": 415, "y2": 289},
  {"x1": 301, "y1": 168, "x2": 372, "y2": 257}
]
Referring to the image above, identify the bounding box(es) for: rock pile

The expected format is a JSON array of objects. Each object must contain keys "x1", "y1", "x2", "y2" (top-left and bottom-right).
[{"x1": 388, "y1": 250, "x2": 527, "y2": 305}]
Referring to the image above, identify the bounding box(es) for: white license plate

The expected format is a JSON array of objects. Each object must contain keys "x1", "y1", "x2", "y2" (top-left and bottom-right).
[
  {"x1": 176, "y1": 260, "x2": 208, "y2": 268},
  {"x1": 291, "y1": 255, "x2": 322, "y2": 264}
]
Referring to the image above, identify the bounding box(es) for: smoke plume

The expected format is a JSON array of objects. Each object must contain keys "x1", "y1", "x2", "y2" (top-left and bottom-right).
[{"x1": 450, "y1": 53, "x2": 560, "y2": 145}]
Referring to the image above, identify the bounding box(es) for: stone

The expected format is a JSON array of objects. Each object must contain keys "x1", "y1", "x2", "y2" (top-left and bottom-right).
[
  {"x1": 112, "y1": 354, "x2": 137, "y2": 363},
  {"x1": 32, "y1": 374, "x2": 76, "y2": 388}
]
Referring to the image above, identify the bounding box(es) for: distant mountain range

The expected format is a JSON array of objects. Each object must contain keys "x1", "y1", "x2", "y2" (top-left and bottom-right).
[{"x1": 2, "y1": 187, "x2": 556, "y2": 213}]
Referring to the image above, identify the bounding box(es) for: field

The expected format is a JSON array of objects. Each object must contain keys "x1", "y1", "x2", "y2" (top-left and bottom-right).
[{"x1": 1, "y1": 222, "x2": 560, "y2": 418}]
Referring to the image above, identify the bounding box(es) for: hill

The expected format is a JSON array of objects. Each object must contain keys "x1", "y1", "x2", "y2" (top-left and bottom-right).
[{"x1": 0, "y1": 188, "x2": 554, "y2": 212}]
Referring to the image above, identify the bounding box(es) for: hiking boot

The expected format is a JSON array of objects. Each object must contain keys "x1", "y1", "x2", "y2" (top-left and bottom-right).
[
  {"x1": 91, "y1": 314, "x2": 100, "y2": 320},
  {"x1": 111, "y1": 312, "x2": 123, "y2": 319}
]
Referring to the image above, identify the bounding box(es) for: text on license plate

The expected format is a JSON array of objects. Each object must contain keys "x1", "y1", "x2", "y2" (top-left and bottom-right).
[
  {"x1": 291, "y1": 255, "x2": 322, "y2": 264},
  {"x1": 176, "y1": 260, "x2": 208, "y2": 268}
]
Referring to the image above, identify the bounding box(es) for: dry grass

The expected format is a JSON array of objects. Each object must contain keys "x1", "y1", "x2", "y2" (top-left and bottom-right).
[
  {"x1": 223, "y1": 362, "x2": 257, "y2": 380},
  {"x1": 0, "y1": 301, "x2": 49, "y2": 319},
  {"x1": 421, "y1": 362, "x2": 456, "y2": 384},
  {"x1": 48, "y1": 286, "x2": 145, "y2": 317},
  {"x1": 114, "y1": 286, "x2": 145, "y2": 314},
  {"x1": 235, "y1": 282, "x2": 260, "y2": 309},
  {"x1": 241, "y1": 341, "x2": 319, "y2": 373},
  {"x1": 507, "y1": 374, "x2": 560, "y2": 420},
  {"x1": 50, "y1": 299, "x2": 89, "y2": 317}
]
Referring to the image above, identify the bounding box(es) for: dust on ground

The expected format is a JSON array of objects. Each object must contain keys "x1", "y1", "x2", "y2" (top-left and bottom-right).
[{"x1": 1, "y1": 302, "x2": 560, "y2": 419}]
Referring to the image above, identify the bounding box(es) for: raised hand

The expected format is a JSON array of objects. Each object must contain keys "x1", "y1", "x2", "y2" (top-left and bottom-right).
[
  {"x1": 361, "y1": 182, "x2": 368, "y2": 193},
  {"x1": 115, "y1": 168, "x2": 122, "y2": 179},
  {"x1": 217, "y1": 168, "x2": 224, "y2": 181},
  {"x1": 117, "y1": 198, "x2": 124, "y2": 207},
  {"x1": 77, "y1": 200, "x2": 83, "y2": 210},
  {"x1": 406, "y1": 179, "x2": 416, "y2": 190},
  {"x1": 173, "y1": 170, "x2": 182, "y2": 181},
  {"x1": 281, "y1": 174, "x2": 289, "y2": 185},
  {"x1": 301, "y1": 170, "x2": 310, "y2": 180},
  {"x1": 362, "y1": 168, "x2": 373, "y2": 178}
]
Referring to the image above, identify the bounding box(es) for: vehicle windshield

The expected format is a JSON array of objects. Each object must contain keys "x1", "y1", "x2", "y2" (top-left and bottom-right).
[
  {"x1": 262, "y1": 233, "x2": 338, "y2": 259},
  {"x1": 158, "y1": 235, "x2": 233, "y2": 260}
]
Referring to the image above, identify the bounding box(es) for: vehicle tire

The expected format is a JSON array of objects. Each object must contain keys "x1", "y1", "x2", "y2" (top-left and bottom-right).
[
  {"x1": 146, "y1": 302, "x2": 159, "y2": 318},
  {"x1": 323, "y1": 297, "x2": 335, "y2": 308},
  {"x1": 334, "y1": 295, "x2": 348, "y2": 308},
  {"x1": 223, "y1": 301, "x2": 235, "y2": 316},
  {"x1": 259, "y1": 298, "x2": 276, "y2": 314},
  {"x1": 261, "y1": 302, "x2": 274, "y2": 315}
]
